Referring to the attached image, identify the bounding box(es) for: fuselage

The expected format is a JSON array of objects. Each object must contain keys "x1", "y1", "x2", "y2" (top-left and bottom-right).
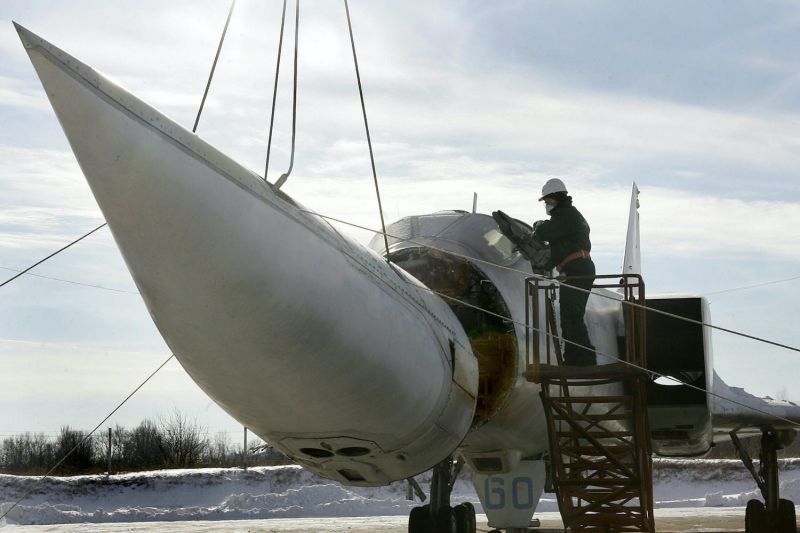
[{"x1": 18, "y1": 22, "x2": 628, "y2": 487}]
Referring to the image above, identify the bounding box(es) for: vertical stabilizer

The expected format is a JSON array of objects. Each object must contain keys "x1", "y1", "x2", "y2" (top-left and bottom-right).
[{"x1": 622, "y1": 183, "x2": 641, "y2": 277}]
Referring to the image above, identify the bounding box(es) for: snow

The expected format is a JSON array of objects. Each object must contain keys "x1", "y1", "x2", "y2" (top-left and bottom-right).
[{"x1": 1, "y1": 459, "x2": 799, "y2": 526}]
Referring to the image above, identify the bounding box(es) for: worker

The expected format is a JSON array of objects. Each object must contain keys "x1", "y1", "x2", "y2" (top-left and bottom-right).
[{"x1": 533, "y1": 178, "x2": 597, "y2": 366}]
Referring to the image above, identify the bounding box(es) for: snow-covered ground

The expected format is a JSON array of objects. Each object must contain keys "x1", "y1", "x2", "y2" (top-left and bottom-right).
[{"x1": 0, "y1": 459, "x2": 798, "y2": 526}]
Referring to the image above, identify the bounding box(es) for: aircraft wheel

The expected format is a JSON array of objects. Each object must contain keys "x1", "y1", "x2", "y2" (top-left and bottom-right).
[
  {"x1": 408, "y1": 505, "x2": 430, "y2": 533},
  {"x1": 745, "y1": 499, "x2": 766, "y2": 533},
  {"x1": 778, "y1": 499, "x2": 797, "y2": 533},
  {"x1": 436, "y1": 505, "x2": 456, "y2": 533},
  {"x1": 454, "y1": 502, "x2": 476, "y2": 533}
]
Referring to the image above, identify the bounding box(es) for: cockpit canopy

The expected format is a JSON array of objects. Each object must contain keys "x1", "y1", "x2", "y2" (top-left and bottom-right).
[{"x1": 368, "y1": 211, "x2": 522, "y2": 267}]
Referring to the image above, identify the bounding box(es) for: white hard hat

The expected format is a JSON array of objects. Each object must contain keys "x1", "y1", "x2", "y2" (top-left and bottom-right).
[{"x1": 539, "y1": 178, "x2": 567, "y2": 200}]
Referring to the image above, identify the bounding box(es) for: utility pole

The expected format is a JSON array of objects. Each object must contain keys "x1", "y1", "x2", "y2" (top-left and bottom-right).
[
  {"x1": 243, "y1": 427, "x2": 248, "y2": 470},
  {"x1": 106, "y1": 427, "x2": 112, "y2": 479}
]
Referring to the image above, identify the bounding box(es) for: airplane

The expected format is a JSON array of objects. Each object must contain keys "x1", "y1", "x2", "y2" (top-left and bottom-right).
[{"x1": 13, "y1": 22, "x2": 800, "y2": 533}]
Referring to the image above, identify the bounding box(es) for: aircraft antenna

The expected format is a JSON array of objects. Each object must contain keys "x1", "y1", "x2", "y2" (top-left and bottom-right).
[{"x1": 344, "y1": 0, "x2": 391, "y2": 259}]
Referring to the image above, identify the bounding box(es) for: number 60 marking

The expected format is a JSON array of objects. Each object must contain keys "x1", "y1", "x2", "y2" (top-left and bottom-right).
[{"x1": 485, "y1": 476, "x2": 534, "y2": 510}]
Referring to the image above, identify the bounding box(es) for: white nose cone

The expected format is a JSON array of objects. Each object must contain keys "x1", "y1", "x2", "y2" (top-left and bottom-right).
[{"x1": 17, "y1": 23, "x2": 478, "y2": 485}]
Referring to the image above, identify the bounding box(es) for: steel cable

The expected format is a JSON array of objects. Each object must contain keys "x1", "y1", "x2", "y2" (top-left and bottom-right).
[
  {"x1": 273, "y1": 0, "x2": 300, "y2": 189},
  {"x1": 0, "y1": 354, "x2": 175, "y2": 522},
  {"x1": 300, "y1": 210, "x2": 800, "y2": 355}
]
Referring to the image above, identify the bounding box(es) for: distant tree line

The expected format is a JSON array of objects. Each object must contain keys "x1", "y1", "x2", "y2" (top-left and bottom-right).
[
  {"x1": 705, "y1": 433, "x2": 800, "y2": 460},
  {"x1": 0, "y1": 410, "x2": 290, "y2": 476}
]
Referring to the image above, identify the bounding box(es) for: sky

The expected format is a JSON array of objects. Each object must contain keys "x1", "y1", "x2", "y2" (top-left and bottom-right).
[{"x1": 1, "y1": 0, "x2": 799, "y2": 439}]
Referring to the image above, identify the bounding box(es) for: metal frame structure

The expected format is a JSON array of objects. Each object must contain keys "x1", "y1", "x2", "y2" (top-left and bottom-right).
[{"x1": 525, "y1": 274, "x2": 656, "y2": 532}]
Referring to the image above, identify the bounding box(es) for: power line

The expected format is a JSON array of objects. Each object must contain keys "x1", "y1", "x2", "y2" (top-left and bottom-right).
[
  {"x1": 302, "y1": 210, "x2": 800, "y2": 355},
  {"x1": 2, "y1": 1, "x2": 237, "y2": 294},
  {"x1": 0, "y1": 353, "x2": 175, "y2": 522},
  {"x1": 704, "y1": 274, "x2": 800, "y2": 297},
  {"x1": 0, "y1": 266, "x2": 138, "y2": 294},
  {"x1": 0, "y1": 223, "x2": 108, "y2": 289},
  {"x1": 424, "y1": 285, "x2": 800, "y2": 430},
  {"x1": 287, "y1": 208, "x2": 800, "y2": 430}
]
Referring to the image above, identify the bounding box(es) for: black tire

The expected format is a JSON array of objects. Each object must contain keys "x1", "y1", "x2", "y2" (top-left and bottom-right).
[
  {"x1": 436, "y1": 505, "x2": 456, "y2": 533},
  {"x1": 454, "y1": 503, "x2": 476, "y2": 533},
  {"x1": 461, "y1": 502, "x2": 477, "y2": 531},
  {"x1": 409, "y1": 505, "x2": 430, "y2": 533},
  {"x1": 778, "y1": 499, "x2": 797, "y2": 533},
  {"x1": 745, "y1": 499, "x2": 767, "y2": 533}
]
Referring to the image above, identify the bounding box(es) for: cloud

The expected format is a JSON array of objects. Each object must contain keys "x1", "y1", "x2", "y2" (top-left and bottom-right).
[{"x1": 0, "y1": 75, "x2": 51, "y2": 110}]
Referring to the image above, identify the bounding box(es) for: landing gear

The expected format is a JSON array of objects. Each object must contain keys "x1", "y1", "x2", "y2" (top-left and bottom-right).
[
  {"x1": 732, "y1": 427, "x2": 798, "y2": 533},
  {"x1": 408, "y1": 456, "x2": 477, "y2": 533},
  {"x1": 454, "y1": 502, "x2": 477, "y2": 532}
]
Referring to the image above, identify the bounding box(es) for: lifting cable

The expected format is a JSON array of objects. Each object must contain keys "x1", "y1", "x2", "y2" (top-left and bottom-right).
[
  {"x1": 0, "y1": 0, "x2": 236, "y2": 293},
  {"x1": 264, "y1": 0, "x2": 289, "y2": 182},
  {"x1": 193, "y1": 0, "x2": 237, "y2": 133},
  {"x1": 272, "y1": 0, "x2": 300, "y2": 189},
  {"x1": 343, "y1": 0, "x2": 391, "y2": 258}
]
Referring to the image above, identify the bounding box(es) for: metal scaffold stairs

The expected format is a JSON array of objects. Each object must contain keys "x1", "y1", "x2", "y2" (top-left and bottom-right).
[{"x1": 525, "y1": 274, "x2": 656, "y2": 532}]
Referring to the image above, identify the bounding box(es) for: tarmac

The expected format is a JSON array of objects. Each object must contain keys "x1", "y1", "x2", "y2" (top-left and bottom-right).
[{"x1": 1, "y1": 508, "x2": 779, "y2": 532}]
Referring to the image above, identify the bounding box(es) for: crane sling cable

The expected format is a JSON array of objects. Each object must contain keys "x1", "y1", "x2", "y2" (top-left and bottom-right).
[
  {"x1": 0, "y1": 353, "x2": 176, "y2": 522},
  {"x1": 297, "y1": 209, "x2": 800, "y2": 355},
  {"x1": 343, "y1": 0, "x2": 390, "y2": 259},
  {"x1": 193, "y1": 0, "x2": 237, "y2": 133},
  {"x1": 0, "y1": 5, "x2": 237, "y2": 520},
  {"x1": 0, "y1": 0, "x2": 237, "y2": 293},
  {"x1": 308, "y1": 209, "x2": 800, "y2": 431},
  {"x1": 264, "y1": 0, "x2": 289, "y2": 182},
  {"x1": 273, "y1": 0, "x2": 300, "y2": 189}
]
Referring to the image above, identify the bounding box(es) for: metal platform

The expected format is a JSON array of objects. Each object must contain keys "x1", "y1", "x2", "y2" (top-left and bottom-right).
[{"x1": 525, "y1": 274, "x2": 656, "y2": 532}]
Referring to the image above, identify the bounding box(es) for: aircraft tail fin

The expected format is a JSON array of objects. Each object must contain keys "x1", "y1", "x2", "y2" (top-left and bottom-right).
[{"x1": 622, "y1": 183, "x2": 641, "y2": 277}]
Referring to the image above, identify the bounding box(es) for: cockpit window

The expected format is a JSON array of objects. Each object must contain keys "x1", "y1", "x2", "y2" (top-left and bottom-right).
[
  {"x1": 370, "y1": 212, "x2": 522, "y2": 267},
  {"x1": 482, "y1": 228, "x2": 518, "y2": 265},
  {"x1": 437, "y1": 215, "x2": 521, "y2": 266}
]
